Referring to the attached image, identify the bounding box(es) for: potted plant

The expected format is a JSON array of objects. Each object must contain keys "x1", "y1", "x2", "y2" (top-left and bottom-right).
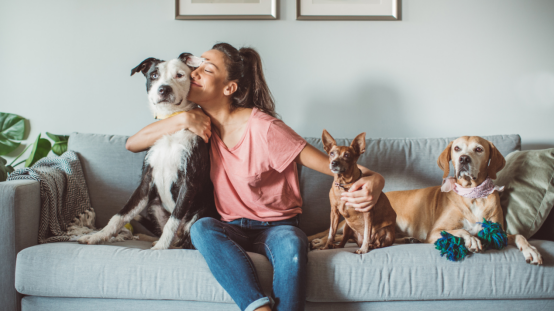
[{"x1": 0, "y1": 112, "x2": 68, "y2": 182}]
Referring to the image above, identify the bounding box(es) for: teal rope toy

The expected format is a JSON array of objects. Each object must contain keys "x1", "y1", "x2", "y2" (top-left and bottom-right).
[
  {"x1": 435, "y1": 231, "x2": 469, "y2": 261},
  {"x1": 477, "y1": 219, "x2": 508, "y2": 250},
  {"x1": 434, "y1": 219, "x2": 507, "y2": 262}
]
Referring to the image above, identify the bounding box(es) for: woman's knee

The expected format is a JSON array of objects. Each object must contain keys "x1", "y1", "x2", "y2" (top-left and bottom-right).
[
  {"x1": 268, "y1": 226, "x2": 308, "y2": 262},
  {"x1": 190, "y1": 217, "x2": 220, "y2": 244}
]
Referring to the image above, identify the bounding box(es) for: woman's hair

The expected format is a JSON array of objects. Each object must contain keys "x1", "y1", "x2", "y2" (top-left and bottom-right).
[{"x1": 212, "y1": 42, "x2": 278, "y2": 118}]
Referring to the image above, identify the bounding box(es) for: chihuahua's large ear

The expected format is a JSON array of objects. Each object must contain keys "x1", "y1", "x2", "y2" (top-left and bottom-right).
[
  {"x1": 131, "y1": 57, "x2": 162, "y2": 76},
  {"x1": 487, "y1": 141, "x2": 506, "y2": 180},
  {"x1": 437, "y1": 141, "x2": 453, "y2": 179},
  {"x1": 351, "y1": 132, "x2": 366, "y2": 155},
  {"x1": 179, "y1": 53, "x2": 204, "y2": 68},
  {"x1": 322, "y1": 129, "x2": 337, "y2": 154}
]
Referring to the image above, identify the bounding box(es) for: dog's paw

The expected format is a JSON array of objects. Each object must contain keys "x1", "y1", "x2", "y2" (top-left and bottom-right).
[
  {"x1": 355, "y1": 248, "x2": 369, "y2": 254},
  {"x1": 464, "y1": 236, "x2": 483, "y2": 253},
  {"x1": 151, "y1": 241, "x2": 169, "y2": 250},
  {"x1": 521, "y1": 244, "x2": 543, "y2": 265},
  {"x1": 310, "y1": 238, "x2": 325, "y2": 250},
  {"x1": 77, "y1": 234, "x2": 103, "y2": 245}
]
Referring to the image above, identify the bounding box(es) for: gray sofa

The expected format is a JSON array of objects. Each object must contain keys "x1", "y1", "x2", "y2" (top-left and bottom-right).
[{"x1": 2, "y1": 132, "x2": 553, "y2": 311}]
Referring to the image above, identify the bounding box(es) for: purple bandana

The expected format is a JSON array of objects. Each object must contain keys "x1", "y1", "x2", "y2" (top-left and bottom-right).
[{"x1": 441, "y1": 177, "x2": 504, "y2": 199}]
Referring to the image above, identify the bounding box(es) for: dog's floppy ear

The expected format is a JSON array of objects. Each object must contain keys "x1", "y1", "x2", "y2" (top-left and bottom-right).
[
  {"x1": 179, "y1": 53, "x2": 204, "y2": 68},
  {"x1": 487, "y1": 141, "x2": 506, "y2": 180},
  {"x1": 322, "y1": 129, "x2": 337, "y2": 154},
  {"x1": 437, "y1": 141, "x2": 453, "y2": 179},
  {"x1": 351, "y1": 132, "x2": 366, "y2": 155},
  {"x1": 131, "y1": 57, "x2": 162, "y2": 77}
]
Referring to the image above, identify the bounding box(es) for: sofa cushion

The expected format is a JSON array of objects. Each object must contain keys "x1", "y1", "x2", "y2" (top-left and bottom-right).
[
  {"x1": 298, "y1": 134, "x2": 521, "y2": 236},
  {"x1": 15, "y1": 241, "x2": 273, "y2": 302},
  {"x1": 306, "y1": 240, "x2": 554, "y2": 302}
]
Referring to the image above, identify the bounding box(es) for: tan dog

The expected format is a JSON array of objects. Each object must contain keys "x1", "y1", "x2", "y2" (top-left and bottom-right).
[
  {"x1": 316, "y1": 130, "x2": 396, "y2": 254},
  {"x1": 310, "y1": 136, "x2": 542, "y2": 265}
]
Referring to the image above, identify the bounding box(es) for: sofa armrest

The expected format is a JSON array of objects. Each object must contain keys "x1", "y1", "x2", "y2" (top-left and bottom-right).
[{"x1": 0, "y1": 180, "x2": 40, "y2": 311}]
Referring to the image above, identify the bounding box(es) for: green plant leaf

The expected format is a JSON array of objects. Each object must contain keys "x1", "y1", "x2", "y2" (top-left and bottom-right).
[
  {"x1": 25, "y1": 134, "x2": 52, "y2": 167},
  {"x1": 0, "y1": 112, "x2": 25, "y2": 156},
  {"x1": 0, "y1": 156, "x2": 8, "y2": 182},
  {"x1": 0, "y1": 133, "x2": 20, "y2": 155},
  {"x1": 52, "y1": 141, "x2": 67, "y2": 156},
  {"x1": 46, "y1": 132, "x2": 69, "y2": 143},
  {"x1": 0, "y1": 112, "x2": 25, "y2": 140}
]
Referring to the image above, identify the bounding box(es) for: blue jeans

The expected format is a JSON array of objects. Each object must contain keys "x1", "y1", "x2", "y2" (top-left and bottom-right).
[{"x1": 190, "y1": 216, "x2": 308, "y2": 311}]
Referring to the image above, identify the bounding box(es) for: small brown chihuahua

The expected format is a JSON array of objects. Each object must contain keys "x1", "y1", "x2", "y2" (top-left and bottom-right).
[{"x1": 319, "y1": 130, "x2": 396, "y2": 254}]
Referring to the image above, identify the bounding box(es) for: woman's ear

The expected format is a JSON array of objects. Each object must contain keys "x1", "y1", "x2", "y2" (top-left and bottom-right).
[
  {"x1": 487, "y1": 141, "x2": 506, "y2": 180},
  {"x1": 437, "y1": 141, "x2": 453, "y2": 178},
  {"x1": 322, "y1": 129, "x2": 337, "y2": 154},
  {"x1": 223, "y1": 81, "x2": 238, "y2": 96}
]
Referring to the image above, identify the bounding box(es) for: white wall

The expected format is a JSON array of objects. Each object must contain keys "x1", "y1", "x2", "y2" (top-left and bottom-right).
[{"x1": 1, "y1": 0, "x2": 554, "y2": 163}]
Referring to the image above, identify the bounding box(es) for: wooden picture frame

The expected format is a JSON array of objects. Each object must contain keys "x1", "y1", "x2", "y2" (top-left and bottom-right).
[
  {"x1": 296, "y1": 0, "x2": 401, "y2": 21},
  {"x1": 175, "y1": 0, "x2": 278, "y2": 20}
]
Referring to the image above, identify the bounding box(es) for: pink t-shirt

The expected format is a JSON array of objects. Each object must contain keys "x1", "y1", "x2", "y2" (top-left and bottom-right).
[{"x1": 210, "y1": 108, "x2": 307, "y2": 222}]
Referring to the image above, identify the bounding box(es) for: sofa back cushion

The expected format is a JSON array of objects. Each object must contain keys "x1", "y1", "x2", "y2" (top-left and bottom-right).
[
  {"x1": 69, "y1": 133, "x2": 146, "y2": 228},
  {"x1": 69, "y1": 132, "x2": 520, "y2": 234}
]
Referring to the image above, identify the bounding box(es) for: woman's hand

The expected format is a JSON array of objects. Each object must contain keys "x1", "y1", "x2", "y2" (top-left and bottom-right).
[
  {"x1": 294, "y1": 144, "x2": 386, "y2": 212},
  {"x1": 181, "y1": 108, "x2": 211, "y2": 143},
  {"x1": 340, "y1": 172, "x2": 385, "y2": 212}
]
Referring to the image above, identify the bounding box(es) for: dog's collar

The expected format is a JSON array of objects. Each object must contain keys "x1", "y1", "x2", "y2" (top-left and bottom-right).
[
  {"x1": 155, "y1": 111, "x2": 185, "y2": 120},
  {"x1": 441, "y1": 176, "x2": 504, "y2": 199},
  {"x1": 334, "y1": 169, "x2": 363, "y2": 191}
]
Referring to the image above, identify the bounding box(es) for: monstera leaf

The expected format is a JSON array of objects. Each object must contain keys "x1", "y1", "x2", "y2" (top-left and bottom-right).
[
  {"x1": 0, "y1": 112, "x2": 25, "y2": 155},
  {"x1": 25, "y1": 134, "x2": 52, "y2": 167},
  {"x1": 46, "y1": 132, "x2": 69, "y2": 156}
]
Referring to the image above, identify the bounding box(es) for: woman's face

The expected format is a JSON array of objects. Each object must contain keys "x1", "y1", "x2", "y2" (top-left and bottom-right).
[{"x1": 187, "y1": 49, "x2": 236, "y2": 107}]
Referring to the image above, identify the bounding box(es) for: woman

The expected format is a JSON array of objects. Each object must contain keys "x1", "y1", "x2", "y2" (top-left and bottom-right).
[{"x1": 125, "y1": 43, "x2": 385, "y2": 311}]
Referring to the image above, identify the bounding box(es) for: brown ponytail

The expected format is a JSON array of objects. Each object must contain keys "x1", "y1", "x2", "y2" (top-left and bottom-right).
[{"x1": 212, "y1": 43, "x2": 278, "y2": 118}]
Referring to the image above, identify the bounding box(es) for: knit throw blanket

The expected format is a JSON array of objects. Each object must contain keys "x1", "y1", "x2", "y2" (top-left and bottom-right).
[{"x1": 7, "y1": 151, "x2": 133, "y2": 244}]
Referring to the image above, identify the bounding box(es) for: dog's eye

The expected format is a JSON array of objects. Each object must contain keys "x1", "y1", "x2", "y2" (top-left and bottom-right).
[
  {"x1": 151, "y1": 72, "x2": 159, "y2": 79},
  {"x1": 176, "y1": 73, "x2": 184, "y2": 78},
  {"x1": 344, "y1": 153, "x2": 350, "y2": 158},
  {"x1": 454, "y1": 146, "x2": 461, "y2": 152},
  {"x1": 475, "y1": 147, "x2": 483, "y2": 152},
  {"x1": 330, "y1": 152, "x2": 335, "y2": 157}
]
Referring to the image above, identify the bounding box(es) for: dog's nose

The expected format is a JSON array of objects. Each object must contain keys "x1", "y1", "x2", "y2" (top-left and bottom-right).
[
  {"x1": 331, "y1": 160, "x2": 338, "y2": 166},
  {"x1": 459, "y1": 155, "x2": 471, "y2": 164},
  {"x1": 158, "y1": 85, "x2": 172, "y2": 96}
]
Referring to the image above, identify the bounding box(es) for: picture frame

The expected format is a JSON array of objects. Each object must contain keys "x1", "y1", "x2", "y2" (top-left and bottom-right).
[
  {"x1": 175, "y1": 0, "x2": 278, "y2": 20},
  {"x1": 296, "y1": 0, "x2": 401, "y2": 21}
]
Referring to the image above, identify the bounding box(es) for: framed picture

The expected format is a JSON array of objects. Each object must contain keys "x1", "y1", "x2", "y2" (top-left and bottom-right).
[
  {"x1": 296, "y1": 0, "x2": 401, "y2": 21},
  {"x1": 175, "y1": 0, "x2": 278, "y2": 20}
]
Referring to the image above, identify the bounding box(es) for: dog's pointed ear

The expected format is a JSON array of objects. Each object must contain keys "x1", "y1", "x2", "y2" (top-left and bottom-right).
[
  {"x1": 131, "y1": 58, "x2": 162, "y2": 77},
  {"x1": 322, "y1": 129, "x2": 337, "y2": 154},
  {"x1": 437, "y1": 141, "x2": 453, "y2": 179},
  {"x1": 487, "y1": 141, "x2": 506, "y2": 180},
  {"x1": 351, "y1": 132, "x2": 366, "y2": 155},
  {"x1": 179, "y1": 53, "x2": 204, "y2": 68}
]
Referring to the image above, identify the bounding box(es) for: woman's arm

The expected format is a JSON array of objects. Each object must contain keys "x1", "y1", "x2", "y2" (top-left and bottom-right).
[
  {"x1": 294, "y1": 143, "x2": 385, "y2": 212},
  {"x1": 125, "y1": 108, "x2": 212, "y2": 153}
]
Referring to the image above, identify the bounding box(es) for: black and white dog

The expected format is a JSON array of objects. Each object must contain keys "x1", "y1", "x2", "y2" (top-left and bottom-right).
[{"x1": 78, "y1": 53, "x2": 219, "y2": 250}]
